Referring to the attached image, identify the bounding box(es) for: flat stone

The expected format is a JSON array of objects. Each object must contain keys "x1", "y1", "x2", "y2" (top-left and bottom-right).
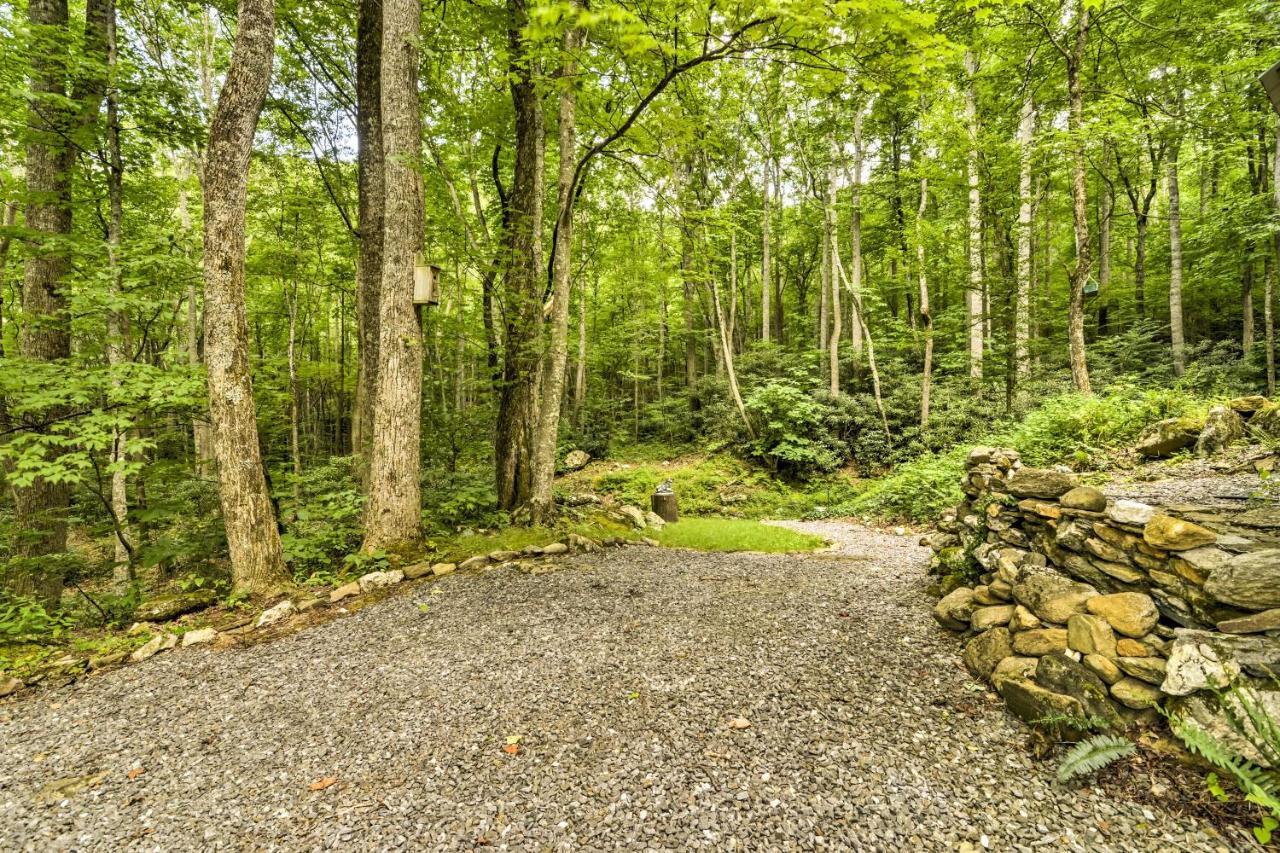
[
  {"x1": 1217, "y1": 608, "x2": 1280, "y2": 634},
  {"x1": 1161, "y1": 629, "x2": 1280, "y2": 694},
  {"x1": 964, "y1": 628, "x2": 1013, "y2": 680},
  {"x1": 256, "y1": 599, "x2": 296, "y2": 628},
  {"x1": 458, "y1": 555, "x2": 490, "y2": 571},
  {"x1": 1107, "y1": 499, "x2": 1156, "y2": 527},
  {"x1": 997, "y1": 677, "x2": 1086, "y2": 732},
  {"x1": 1229, "y1": 395, "x2": 1270, "y2": 415},
  {"x1": 971, "y1": 605, "x2": 1015, "y2": 632},
  {"x1": 1116, "y1": 638, "x2": 1153, "y2": 657},
  {"x1": 1006, "y1": 468, "x2": 1078, "y2": 500},
  {"x1": 330, "y1": 581, "x2": 360, "y2": 603},
  {"x1": 1067, "y1": 613, "x2": 1117, "y2": 658},
  {"x1": 1012, "y1": 627, "x2": 1069, "y2": 656},
  {"x1": 358, "y1": 569, "x2": 404, "y2": 592},
  {"x1": 542, "y1": 542, "x2": 569, "y2": 555},
  {"x1": 1013, "y1": 573, "x2": 1097, "y2": 624},
  {"x1": 488, "y1": 550, "x2": 520, "y2": 562},
  {"x1": 1086, "y1": 592, "x2": 1159, "y2": 638},
  {"x1": 432, "y1": 563, "x2": 456, "y2": 577},
  {"x1": 181, "y1": 627, "x2": 218, "y2": 647},
  {"x1": 1089, "y1": 559, "x2": 1146, "y2": 585},
  {"x1": 1204, "y1": 549, "x2": 1280, "y2": 611},
  {"x1": 134, "y1": 590, "x2": 218, "y2": 623},
  {"x1": 1084, "y1": 537, "x2": 1127, "y2": 564},
  {"x1": 1083, "y1": 654, "x2": 1123, "y2": 685},
  {"x1": 1143, "y1": 515, "x2": 1216, "y2": 551},
  {"x1": 991, "y1": 655, "x2": 1038, "y2": 686},
  {"x1": 130, "y1": 633, "x2": 178, "y2": 662},
  {"x1": 1060, "y1": 486, "x2": 1107, "y2": 512},
  {"x1": 933, "y1": 587, "x2": 976, "y2": 631},
  {"x1": 1117, "y1": 656, "x2": 1167, "y2": 685},
  {"x1": 1034, "y1": 652, "x2": 1122, "y2": 728},
  {"x1": 0, "y1": 676, "x2": 23, "y2": 697},
  {"x1": 1009, "y1": 604, "x2": 1041, "y2": 632},
  {"x1": 402, "y1": 562, "x2": 434, "y2": 580},
  {"x1": 1111, "y1": 677, "x2": 1164, "y2": 709}
]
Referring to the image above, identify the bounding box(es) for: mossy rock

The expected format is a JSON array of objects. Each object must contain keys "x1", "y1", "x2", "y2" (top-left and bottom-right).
[{"x1": 134, "y1": 589, "x2": 219, "y2": 623}]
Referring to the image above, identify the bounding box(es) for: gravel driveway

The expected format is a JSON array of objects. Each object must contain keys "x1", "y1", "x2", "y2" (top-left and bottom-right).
[{"x1": 0, "y1": 521, "x2": 1247, "y2": 851}]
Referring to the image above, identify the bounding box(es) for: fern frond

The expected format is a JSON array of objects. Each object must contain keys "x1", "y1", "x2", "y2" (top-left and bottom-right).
[
  {"x1": 1057, "y1": 734, "x2": 1135, "y2": 782},
  {"x1": 1172, "y1": 716, "x2": 1280, "y2": 816}
]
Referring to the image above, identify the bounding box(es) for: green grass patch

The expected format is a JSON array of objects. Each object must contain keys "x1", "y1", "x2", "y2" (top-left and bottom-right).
[
  {"x1": 651, "y1": 517, "x2": 826, "y2": 553},
  {"x1": 430, "y1": 518, "x2": 640, "y2": 563}
]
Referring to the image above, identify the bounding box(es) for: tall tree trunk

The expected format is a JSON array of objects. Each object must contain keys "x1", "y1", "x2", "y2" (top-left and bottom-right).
[
  {"x1": 494, "y1": 0, "x2": 545, "y2": 512},
  {"x1": 964, "y1": 51, "x2": 983, "y2": 379},
  {"x1": 827, "y1": 137, "x2": 842, "y2": 396},
  {"x1": 528, "y1": 16, "x2": 580, "y2": 525},
  {"x1": 1134, "y1": 215, "x2": 1148, "y2": 321},
  {"x1": 849, "y1": 107, "x2": 864, "y2": 356},
  {"x1": 917, "y1": 174, "x2": 932, "y2": 428},
  {"x1": 1014, "y1": 87, "x2": 1034, "y2": 387},
  {"x1": 760, "y1": 158, "x2": 772, "y2": 343},
  {"x1": 105, "y1": 0, "x2": 134, "y2": 581},
  {"x1": 574, "y1": 284, "x2": 587, "y2": 410},
  {"x1": 712, "y1": 272, "x2": 752, "y2": 437},
  {"x1": 176, "y1": 154, "x2": 213, "y2": 475},
  {"x1": 1168, "y1": 145, "x2": 1186, "y2": 377},
  {"x1": 1243, "y1": 247, "x2": 1255, "y2": 354},
  {"x1": 9, "y1": 0, "x2": 110, "y2": 608},
  {"x1": 202, "y1": 0, "x2": 289, "y2": 594},
  {"x1": 362, "y1": 0, "x2": 424, "y2": 549},
  {"x1": 1269, "y1": 124, "x2": 1280, "y2": 397},
  {"x1": 1066, "y1": 0, "x2": 1092, "y2": 395},
  {"x1": 352, "y1": 0, "x2": 384, "y2": 461},
  {"x1": 1098, "y1": 180, "x2": 1112, "y2": 306},
  {"x1": 287, "y1": 281, "x2": 302, "y2": 497}
]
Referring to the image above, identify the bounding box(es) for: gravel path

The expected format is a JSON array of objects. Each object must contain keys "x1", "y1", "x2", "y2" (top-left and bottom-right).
[{"x1": 0, "y1": 522, "x2": 1248, "y2": 851}]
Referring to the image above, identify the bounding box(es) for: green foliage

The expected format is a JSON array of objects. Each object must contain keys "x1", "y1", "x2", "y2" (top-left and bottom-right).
[
  {"x1": 652, "y1": 518, "x2": 826, "y2": 553},
  {"x1": 1056, "y1": 734, "x2": 1135, "y2": 782},
  {"x1": 743, "y1": 382, "x2": 844, "y2": 477},
  {"x1": 838, "y1": 449, "x2": 966, "y2": 523},
  {"x1": 0, "y1": 593, "x2": 74, "y2": 643},
  {"x1": 279, "y1": 458, "x2": 366, "y2": 581}
]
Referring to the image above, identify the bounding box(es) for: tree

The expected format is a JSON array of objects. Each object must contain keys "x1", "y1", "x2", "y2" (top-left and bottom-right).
[
  {"x1": 202, "y1": 0, "x2": 290, "y2": 594},
  {"x1": 362, "y1": 0, "x2": 424, "y2": 549},
  {"x1": 352, "y1": 0, "x2": 384, "y2": 461}
]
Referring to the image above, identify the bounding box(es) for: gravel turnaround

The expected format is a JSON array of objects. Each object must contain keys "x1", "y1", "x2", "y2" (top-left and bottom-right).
[{"x1": 0, "y1": 522, "x2": 1248, "y2": 851}]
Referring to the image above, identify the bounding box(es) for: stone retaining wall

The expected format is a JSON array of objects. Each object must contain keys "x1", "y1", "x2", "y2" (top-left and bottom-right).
[{"x1": 925, "y1": 447, "x2": 1280, "y2": 739}]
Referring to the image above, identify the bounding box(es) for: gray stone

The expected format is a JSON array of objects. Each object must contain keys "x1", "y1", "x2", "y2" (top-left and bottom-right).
[
  {"x1": 357, "y1": 569, "x2": 404, "y2": 592},
  {"x1": 1217, "y1": 608, "x2": 1280, "y2": 634},
  {"x1": 181, "y1": 628, "x2": 218, "y2": 647},
  {"x1": 563, "y1": 449, "x2": 591, "y2": 470},
  {"x1": 643, "y1": 511, "x2": 666, "y2": 530},
  {"x1": 1055, "y1": 522, "x2": 1090, "y2": 552},
  {"x1": 1195, "y1": 405, "x2": 1244, "y2": 456},
  {"x1": 1160, "y1": 630, "x2": 1280, "y2": 694},
  {"x1": 933, "y1": 587, "x2": 976, "y2": 631},
  {"x1": 1107, "y1": 499, "x2": 1156, "y2": 527},
  {"x1": 617, "y1": 505, "x2": 647, "y2": 530},
  {"x1": 1135, "y1": 417, "x2": 1201, "y2": 458},
  {"x1": 134, "y1": 590, "x2": 218, "y2": 623},
  {"x1": 1012, "y1": 573, "x2": 1097, "y2": 624},
  {"x1": 130, "y1": 633, "x2": 178, "y2": 662},
  {"x1": 330, "y1": 581, "x2": 360, "y2": 603},
  {"x1": 256, "y1": 600, "x2": 296, "y2": 628},
  {"x1": 1204, "y1": 549, "x2": 1280, "y2": 611},
  {"x1": 964, "y1": 628, "x2": 1013, "y2": 680},
  {"x1": 1006, "y1": 468, "x2": 1078, "y2": 500},
  {"x1": 1060, "y1": 486, "x2": 1107, "y2": 512},
  {"x1": 542, "y1": 542, "x2": 569, "y2": 555}
]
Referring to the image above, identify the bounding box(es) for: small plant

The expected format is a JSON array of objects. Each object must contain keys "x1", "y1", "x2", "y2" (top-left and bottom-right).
[
  {"x1": 1057, "y1": 734, "x2": 1135, "y2": 782},
  {"x1": 0, "y1": 593, "x2": 75, "y2": 642},
  {"x1": 342, "y1": 550, "x2": 390, "y2": 576}
]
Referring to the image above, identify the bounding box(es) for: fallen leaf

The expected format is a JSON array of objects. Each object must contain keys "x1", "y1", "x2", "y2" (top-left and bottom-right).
[
  {"x1": 308, "y1": 777, "x2": 338, "y2": 791},
  {"x1": 502, "y1": 743, "x2": 520, "y2": 755},
  {"x1": 127, "y1": 767, "x2": 144, "y2": 780},
  {"x1": 727, "y1": 717, "x2": 752, "y2": 730}
]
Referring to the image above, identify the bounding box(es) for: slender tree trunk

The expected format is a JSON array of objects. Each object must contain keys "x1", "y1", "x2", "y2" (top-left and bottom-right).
[
  {"x1": 760, "y1": 157, "x2": 772, "y2": 343},
  {"x1": 528, "y1": 17, "x2": 580, "y2": 525},
  {"x1": 835, "y1": 236, "x2": 889, "y2": 438},
  {"x1": 1269, "y1": 124, "x2": 1280, "y2": 397},
  {"x1": 1014, "y1": 87, "x2": 1034, "y2": 387},
  {"x1": 1243, "y1": 248, "x2": 1255, "y2": 354},
  {"x1": 849, "y1": 108, "x2": 864, "y2": 356},
  {"x1": 819, "y1": 216, "x2": 829, "y2": 357},
  {"x1": 574, "y1": 284, "x2": 587, "y2": 410},
  {"x1": 1168, "y1": 145, "x2": 1186, "y2": 377},
  {"x1": 1066, "y1": 0, "x2": 1092, "y2": 395},
  {"x1": 712, "y1": 274, "x2": 752, "y2": 437},
  {"x1": 917, "y1": 174, "x2": 932, "y2": 428},
  {"x1": 964, "y1": 51, "x2": 983, "y2": 379},
  {"x1": 352, "y1": 0, "x2": 384, "y2": 461},
  {"x1": 362, "y1": 0, "x2": 424, "y2": 548},
  {"x1": 9, "y1": 0, "x2": 110, "y2": 608},
  {"x1": 1098, "y1": 180, "x2": 1112, "y2": 303},
  {"x1": 176, "y1": 155, "x2": 213, "y2": 475},
  {"x1": 827, "y1": 137, "x2": 842, "y2": 396},
  {"x1": 202, "y1": 0, "x2": 289, "y2": 594},
  {"x1": 287, "y1": 282, "x2": 302, "y2": 497},
  {"x1": 1134, "y1": 215, "x2": 1148, "y2": 321}
]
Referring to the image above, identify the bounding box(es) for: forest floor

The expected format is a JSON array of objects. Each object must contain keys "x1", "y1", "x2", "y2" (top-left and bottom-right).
[{"x1": 0, "y1": 521, "x2": 1251, "y2": 850}]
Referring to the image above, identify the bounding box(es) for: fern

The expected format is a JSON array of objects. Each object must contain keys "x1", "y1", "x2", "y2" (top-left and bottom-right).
[
  {"x1": 1170, "y1": 715, "x2": 1280, "y2": 817},
  {"x1": 1057, "y1": 734, "x2": 1135, "y2": 782}
]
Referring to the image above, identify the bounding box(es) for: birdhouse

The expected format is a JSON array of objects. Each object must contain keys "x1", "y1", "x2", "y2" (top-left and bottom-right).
[
  {"x1": 413, "y1": 256, "x2": 441, "y2": 306},
  {"x1": 1262, "y1": 60, "x2": 1280, "y2": 118},
  {"x1": 1083, "y1": 276, "x2": 1099, "y2": 298}
]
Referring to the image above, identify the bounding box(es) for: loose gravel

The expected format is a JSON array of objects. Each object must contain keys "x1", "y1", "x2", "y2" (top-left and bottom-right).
[{"x1": 0, "y1": 521, "x2": 1249, "y2": 851}]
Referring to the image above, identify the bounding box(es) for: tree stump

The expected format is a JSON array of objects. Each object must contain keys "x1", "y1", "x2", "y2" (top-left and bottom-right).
[{"x1": 651, "y1": 491, "x2": 678, "y2": 523}]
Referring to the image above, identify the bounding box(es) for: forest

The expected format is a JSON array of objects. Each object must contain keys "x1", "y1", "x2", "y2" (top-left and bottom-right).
[{"x1": 2, "y1": 0, "x2": 1280, "y2": 679}]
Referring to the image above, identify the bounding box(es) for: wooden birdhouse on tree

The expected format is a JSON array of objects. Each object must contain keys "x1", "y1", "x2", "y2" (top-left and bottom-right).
[{"x1": 413, "y1": 255, "x2": 441, "y2": 306}]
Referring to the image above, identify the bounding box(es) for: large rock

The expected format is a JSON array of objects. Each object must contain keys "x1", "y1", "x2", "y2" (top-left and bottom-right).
[
  {"x1": 181, "y1": 627, "x2": 218, "y2": 647},
  {"x1": 971, "y1": 605, "x2": 1015, "y2": 632},
  {"x1": 357, "y1": 569, "x2": 404, "y2": 592},
  {"x1": 1006, "y1": 468, "x2": 1078, "y2": 500},
  {"x1": 1135, "y1": 417, "x2": 1201, "y2": 458},
  {"x1": 1111, "y1": 677, "x2": 1164, "y2": 710},
  {"x1": 1010, "y1": 605, "x2": 1041, "y2": 632},
  {"x1": 1204, "y1": 550, "x2": 1280, "y2": 611},
  {"x1": 1170, "y1": 689, "x2": 1280, "y2": 767},
  {"x1": 1195, "y1": 405, "x2": 1244, "y2": 456},
  {"x1": 1217, "y1": 608, "x2": 1280, "y2": 635},
  {"x1": 992, "y1": 656, "x2": 1039, "y2": 686},
  {"x1": 563, "y1": 449, "x2": 591, "y2": 471},
  {"x1": 1107, "y1": 499, "x2": 1156, "y2": 527},
  {"x1": 1012, "y1": 627, "x2": 1069, "y2": 656},
  {"x1": 964, "y1": 628, "x2": 1013, "y2": 680},
  {"x1": 1012, "y1": 573, "x2": 1098, "y2": 624},
  {"x1": 256, "y1": 599, "x2": 296, "y2": 628},
  {"x1": 1159, "y1": 629, "x2": 1280, "y2": 695},
  {"x1": 1086, "y1": 592, "x2": 1159, "y2": 638},
  {"x1": 1067, "y1": 613, "x2": 1117, "y2": 658},
  {"x1": 1035, "y1": 652, "x2": 1123, "y2": 729},
  {"x1": 1117, "y1": 656, "x2": 1167, "y2": 685},
  {"x1": 133, "y1": 590, "x2": 218, "y2": 623},
  {"x1": 1229, "y1": 396, "x2": 1270, "y2": 417},
  {"x1": 1143, "y1": 515, "x2": 1216, "y2": 551},
  {"x1": 933, "y1": 587, "x2": 977, "y2": 631},
  {"x1": 617, "y1": 505, "x2": 647, "y2": 530},
  {"x1": 997, "y1": 677, "x2": 1086, "y2": 735},
  {"x1": 1060, "y1": 486, "x2": 1107, "y2": 513}
]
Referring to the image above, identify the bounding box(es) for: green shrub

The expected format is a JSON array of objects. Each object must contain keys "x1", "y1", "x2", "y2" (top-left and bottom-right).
[
  {"x1": 279, "y1": 457, "x2": 365, "y2": 580},
  {"x1": 841, "y1": 448, "x2": 966, "y2": 523},
  {"x1": 0, "y1": 592, "x2": 74, "y2": 642},
  {"x1": 743, "y1": 382, "x2": 843, "y2": 476}
]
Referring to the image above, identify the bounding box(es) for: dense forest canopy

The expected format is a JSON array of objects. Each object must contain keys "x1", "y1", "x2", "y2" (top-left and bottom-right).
[{"x1": 1, "y1": 0, "x2": 1279, "y2": 607}]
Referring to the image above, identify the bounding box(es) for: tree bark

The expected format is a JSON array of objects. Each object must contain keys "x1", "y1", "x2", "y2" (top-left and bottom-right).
[
  {"x1": 202, "y1": 0, "x2": 289, "y2": 594},
  {"x1": 760, "y1": 155, "x2": 772, "y2": 343},
  {"x1": 1269, "y1": 123, "x2": 1279, "y2": 397},
  {"x1": 1168, "y1": 144, "x2": 1186, "y2": 377},
  {"x1": 361, "y1": 0, "x2": 424, "y2": 549},
  {"x1": 964, "y1": 51, "x2": 983, "y2": 379},
  {"x1": 827, "y1": 137, "x2": 842, "y2": 396},
  {"x1": 1243, "y1": 247, "x2": 1255, "y2": 354},
  {"x1": 1066, "y1": 0, "x2": 1092, "y2": 395},
  {"x1": 528, "y1": 16, "x2": 581, "y2": 525},
  {"x1": 1014, "y1": 87, "x2": 1034, "y2": 386},
  {"x1": 917, "y1": 173, "x2": 932, "y2": 428},
  {"x1": 352, "y1": 0, "x2": 384, "y2": 461},
  {"x1": 494, "y1": 0, "x2": 545, "y2": 512},
  {"x1": 849, "y1": 107, "x2": 865, "y2": 356}
]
